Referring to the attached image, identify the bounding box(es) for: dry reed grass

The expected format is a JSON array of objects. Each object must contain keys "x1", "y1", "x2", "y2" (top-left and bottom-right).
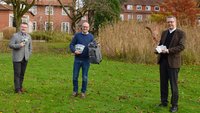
[{"x1": 98, "y1": 21, "x2": 200, "y2": 65}]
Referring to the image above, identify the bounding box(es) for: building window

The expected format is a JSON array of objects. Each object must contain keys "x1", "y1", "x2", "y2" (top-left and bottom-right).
[
  {"x1": 22, "y1": 16, "x2": 29, "y2": 23},
  {"x1": 145, "y1": 6, "x2": 151, "y2": 11},
  {"x1": 120, "y1": 14, "x2": 124, "y2": 21},
  {"x1": 137, "y1": 15, "x2": 143, "y2": 21},
  {"x1": 29, "y1": 6, "x2": 37, "y2": 15},
  {"x1": 9, "y1": 14, "x2": 29, "y2": 27},
  {"x1": 45, "y1": 6, "x2": 54, "y2": 15},
  {"x1": 198, "y1": 17, "x2": 200, "y2": 26},
  {"x1": 127, "y1": 5, "x2": 133, "y2": 10},
  {"x1": 154, "y1": 6, "x2": 160, "y2": 11},
  {"x1": 9, "y1": 14, "x2": 14, "y2": 27},
  {"x1": 128, "y1": 14, "x2": 133, "y2": 20},
  {"x1": 45, "y1": 22, "x2": 53, "y2": 31},
  {"x1": 61, "y1": 22, "x2": 70, "y2": 33},
  {"x1": 62, "y1": 7, "x2": 70, "y2": 15},
  {"x1": 33, "y1": 21, "x2": 37, "y2": 31},
  {"x1": 81, "y1": 16, "x2": 87, "y2": 20},
  {"x1": 136, "y1": 5, "x2": 142, "y2": 10}
]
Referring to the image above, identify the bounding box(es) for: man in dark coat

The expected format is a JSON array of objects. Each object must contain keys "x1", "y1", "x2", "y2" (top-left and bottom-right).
[{"x1": 156, "y1": 16, "x2": 186, "y2": 112}]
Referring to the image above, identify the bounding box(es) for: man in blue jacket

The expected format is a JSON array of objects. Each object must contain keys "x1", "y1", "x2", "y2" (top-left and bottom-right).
[{"x1": 69, "y1": 22, "x2": 94, "y2": 98}]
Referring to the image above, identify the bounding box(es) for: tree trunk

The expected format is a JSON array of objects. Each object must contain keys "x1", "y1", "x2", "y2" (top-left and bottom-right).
[
  {"x1": 71, "y1": 21, "x2": 76, "y2": 34},
  {"x1": 15, "y1": 17, "x2": 22, "y2": 32}
]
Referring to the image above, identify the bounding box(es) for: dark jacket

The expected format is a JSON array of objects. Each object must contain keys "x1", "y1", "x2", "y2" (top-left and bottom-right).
[{"x1": 157, "y1": 29, "x2": 186, "y2": 68}]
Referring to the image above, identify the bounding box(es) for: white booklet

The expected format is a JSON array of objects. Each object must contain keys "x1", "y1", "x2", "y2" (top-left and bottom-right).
[
  {"x1": 75, "y1": 44, "x2": 85, "y2": 53},
  {"x1": 156, "y1": 45, "x2": 167, "y2": 53}
]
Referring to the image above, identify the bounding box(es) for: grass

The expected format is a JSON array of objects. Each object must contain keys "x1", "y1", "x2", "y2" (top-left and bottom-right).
[{"x1": 0, "y1": 53, "x2": 200, "y2": 113}]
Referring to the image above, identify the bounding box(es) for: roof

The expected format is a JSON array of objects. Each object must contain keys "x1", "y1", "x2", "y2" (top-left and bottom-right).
[
  {"x1": 125, "y1": 0, "x2": 163, "y2": 5},
  {"x1": 0, "y1": 4, "x2": 34, "y2": 16},
  {"x1": 0, "y1": 4, "x2": 12, "y2": 11},
  {"x1": 34, "y1": 0, "x2": 71, "y2": 6}
]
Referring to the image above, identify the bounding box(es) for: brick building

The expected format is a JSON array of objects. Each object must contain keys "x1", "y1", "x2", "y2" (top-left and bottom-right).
[
  {"x1": 0, "y1": 4, "x2": 34, "y2": 32},
  {"x1": 121, "y1": 0, "x2": 164, "y2": 21},
  {"x1": 29, "y1": 0, "x2": 72, "y2": 33},
  {"x1": 0, "y1": 0, "x2": 72, "y2": 33}
]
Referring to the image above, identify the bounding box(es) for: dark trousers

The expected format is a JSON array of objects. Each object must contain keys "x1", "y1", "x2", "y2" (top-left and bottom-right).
[
  {"x1": 159, "y1": 58, "x2": 179, "y2": 106},
  {"x1": 13, "y1": 58, "x2": 28, "y2": 92}
]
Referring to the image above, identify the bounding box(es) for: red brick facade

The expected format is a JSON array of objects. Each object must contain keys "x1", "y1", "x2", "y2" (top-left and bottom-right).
[
  {"x1": 0, "y1": 4, "x2": 34, "y2": 32},
  {"x1": 0, "y1": 0, "x2": 72, "y2": 33},
  {"x1": 0, "y1": 4, "x2": 12, "y2": 31},
  {"x1": 121, "y1": 0, "x2": 164, "y2": 21},
  {"x1": 31, "y1": 0, "x2": 72, "y2": 33}
]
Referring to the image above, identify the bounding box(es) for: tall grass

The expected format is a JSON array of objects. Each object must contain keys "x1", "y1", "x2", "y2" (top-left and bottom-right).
[{"x1": 98, "y1": 21, "x2": 200, "y2": 64}]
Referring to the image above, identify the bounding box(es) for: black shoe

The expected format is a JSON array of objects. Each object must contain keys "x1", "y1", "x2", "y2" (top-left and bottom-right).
[
  {"x1": 158, "y1": 103, "x2": 168, "y2": 107},
  {"x1": 170, "y1": 106, "x2": 178, "y2": 112}
]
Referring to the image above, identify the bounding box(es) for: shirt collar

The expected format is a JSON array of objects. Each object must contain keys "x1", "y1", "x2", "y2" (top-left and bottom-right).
[
  {"x1": 82, "y1": 32, "x2": 89, "y2": 35},
  {"x1": 21, "y1": 32, "x2": 27, "y2": 36},
  {"x1": 169, "y1": 28, "x2": 176, "y2": 33}
]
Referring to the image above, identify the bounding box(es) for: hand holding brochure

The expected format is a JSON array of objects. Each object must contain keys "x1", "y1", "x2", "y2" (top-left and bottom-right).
[
  {"x1": 75, "y1": 44, "x2": 85, "y2": 54},
  {"x1": 156, "y1": 45, "x2": 167, "y2": 53}
]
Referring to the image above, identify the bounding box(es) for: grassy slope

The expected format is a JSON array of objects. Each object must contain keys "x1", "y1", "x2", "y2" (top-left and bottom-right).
[{"x1": 0, "y1": 53, "x2": 199, "y2": 113}]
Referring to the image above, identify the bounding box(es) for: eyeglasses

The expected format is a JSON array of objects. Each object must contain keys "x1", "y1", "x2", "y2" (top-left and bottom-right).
[
  {"x1": 167, "y1": 21, "x2": 175, "y2": 23},
  {"x1": 82, "y1": 26, "x2": 89, "y2": 28}
]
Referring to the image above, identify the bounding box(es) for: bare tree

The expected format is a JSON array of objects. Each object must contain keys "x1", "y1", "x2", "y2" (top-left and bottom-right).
[
  {"x1": 58, "y1": 0, "x2": 121, "y2": 35},
  {"x1": 58, "y1": 0, "x2": 92, "y2": 34},
  {"x1": 3, "y1": 0, "x2": 35, "y2": 32}
]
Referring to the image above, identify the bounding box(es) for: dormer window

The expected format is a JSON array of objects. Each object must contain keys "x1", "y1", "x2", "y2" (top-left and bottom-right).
[
  {"x1": 29, "y1": 6, "x2": 37, "y2": 15},
  {"x1": 136, "y1": 5, "x2": 142, "y2": 11},
  {"x1": 154, "y1": 6, "x2": 160, "y2": 11},
  {"x1": 127, "y1": 5, "x2": 133, "y2": 10},
  {"x1": 145, "y1": 6, "x2": 151, "y2": 11}
]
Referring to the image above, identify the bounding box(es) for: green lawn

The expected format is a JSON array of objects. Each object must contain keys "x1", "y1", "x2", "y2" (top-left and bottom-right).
[{"x1": 0, "y1": 53, "x2": 199, "y2": 113}]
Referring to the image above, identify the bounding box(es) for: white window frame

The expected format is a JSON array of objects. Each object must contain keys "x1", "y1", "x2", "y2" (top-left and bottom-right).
[
  {"x1": 29, "y1": 6, "x2": 37, "y2": 15},
  {"x1": 62, "y1": 7, "x2": 70, "y2": 15},
  {"x1": 136, "y1": 5, "x2": 142, "y2": 11},
  {"x1": 81, "y1": 16, "x2": 87, "y2": 20},
  {"x1": 120, "y1": 14, "x2": 124, "y2": 21},
  {"x1": 45, "y1": 22, "x2": 53, "y2": 31},
  {"x1": 61, "y1": 22, "x2": 70, "y2": 33},
  {"x1": 128, "y1": 14, "x2": 133, "y2": 20},
  {"x1": 9, "y1": 14, "x2": 29, "y2": 27},
  {"x1": 9, "y1": 14, "x2": 14, "y2": 27},
  {"x1": 127, "y1": 5, "x2": 133, "y2": 10},
  {"x1": 145, "y1": 6, "x2": 151, "y2": 11},
  {"x1": 137, "y1": 15, "x2": 143, "y2": 21},
  {"x1": 154, "y1": 6, "x2": 160, "y2": 11},
  {"x1": 22, "y1": 15, "x2": 29, "y2": 23},
  {"x1": 45, "y1": 6, "x2": 54, "y2": 15},
  {"x1": 32, "y1": 21, "x2": 37, "y2": 31}
]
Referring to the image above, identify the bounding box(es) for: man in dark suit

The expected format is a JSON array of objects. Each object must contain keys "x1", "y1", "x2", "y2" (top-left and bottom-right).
[
  {"x1": 9, "y1": 22, "x2": 32, "y2": 94},
  {"x1": 156, "y1": 16, "x2": 186, "y2": 112}
]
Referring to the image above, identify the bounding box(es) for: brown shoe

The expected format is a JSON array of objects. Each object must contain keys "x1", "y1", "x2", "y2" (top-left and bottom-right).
[
  {"x1": 72, "y1": 92, "x2": 78, "y2": 97},
  {"x1": 15, "y1": 90, "x2": 22, "y2": 94},
  {"x1": 20, "y1": 88, "x2": 27, "y2": 93},
  {"x1": 80, "y1": 93, "x2": 86, "y2": 98}
]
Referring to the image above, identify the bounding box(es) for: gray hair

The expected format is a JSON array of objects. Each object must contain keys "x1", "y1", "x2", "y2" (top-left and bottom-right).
[{"x1": 166, "y1": 15, "x2": 176, "y2": 21}]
